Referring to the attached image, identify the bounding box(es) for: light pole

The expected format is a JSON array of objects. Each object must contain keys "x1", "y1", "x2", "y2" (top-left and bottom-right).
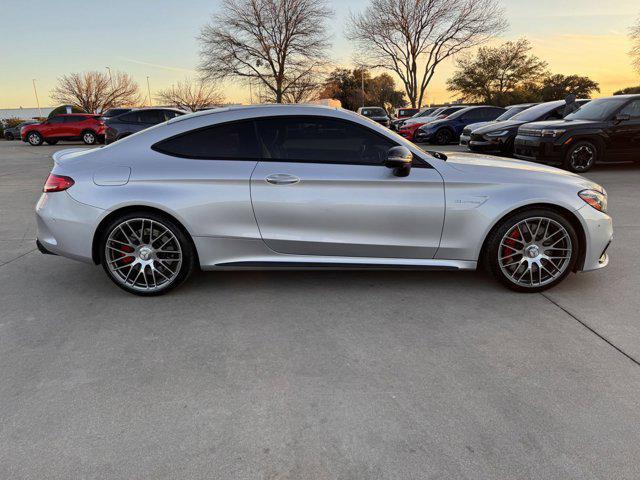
[
  {"x1": 32, "y1": 79, "x2": 42, "y2": 118},
  {"x1": 146, "y1": 76, "x2": 152, "y2": 107}
]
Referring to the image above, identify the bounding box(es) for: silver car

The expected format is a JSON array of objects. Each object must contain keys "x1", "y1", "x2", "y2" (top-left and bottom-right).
[{"x1": 36, "y1": 105, "x2": 612, "y2": 296}]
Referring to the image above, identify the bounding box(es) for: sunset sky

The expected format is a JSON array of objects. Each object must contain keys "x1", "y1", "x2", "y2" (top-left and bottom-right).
[{"x1": 1, "y1": 0, "x2": 638, "y2": 108}]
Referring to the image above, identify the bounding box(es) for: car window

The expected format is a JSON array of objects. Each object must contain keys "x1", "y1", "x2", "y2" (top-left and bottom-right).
[
  {"x1": 565, "y1": 98, "x2": 628, "y2": 121},
  {"x1": 162, "y1": 110, "x2": 182, "y2": 120},
  {"x1": 153, "y1": 120, "x2": 260, "y2": 159},
  {"x1": 139, "y1": 110, "x2": 163, "y2": 124},
  {"x1": 545, "y1": 107, "x2": 564, "y2": 120},
  {"x1": 255, "y1": 116, "x2": 397, "y2": 165},
  {"x1": 619, "y1": 100, "x2": 640, "y2": 119},
  {"x1": 118, "y1": 112, "x2": 140, "y2": 123},
  {"x1": 48, "y1": 116, "x2": 65, "y2": 124}
]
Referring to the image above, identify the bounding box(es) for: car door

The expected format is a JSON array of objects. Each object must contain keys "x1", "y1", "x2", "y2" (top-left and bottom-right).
[
  {"x1": 608, "y1": 99, "x2": 640, "y2": 161},
  {"x1": 44, "y1": 116, "x2": 65, "y2": 137},
  {"x1": 250, "y1": 116, "x2": 445, "y2": 259}
]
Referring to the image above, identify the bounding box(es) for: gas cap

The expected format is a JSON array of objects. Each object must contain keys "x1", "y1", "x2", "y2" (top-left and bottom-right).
[{"x1": 93, "y1": 166, "x2": 131, "y2": 186}]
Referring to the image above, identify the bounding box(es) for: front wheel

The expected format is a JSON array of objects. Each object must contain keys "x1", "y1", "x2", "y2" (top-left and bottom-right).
[
  {"x1": 27, "y1": 131, "x2": 43, "y2": 146},
  {"x1": 564, "y1": 140, "x2": 598, "y2": 173},
  {"x1": 433, "y1": 129, "x2": 453, "y2": 145},
  {"x1": 82, "y1": 130, "x2": 97, "y2": 145},
  {"x1": 484, "y1": 209, "x2": 579, "y2": 292},
  {"x1": 100, "y1": 212, "x2": 195, "y2": 296},
  {"x1": 5, "y1": 133, "x2": 15, "y2": 140}
]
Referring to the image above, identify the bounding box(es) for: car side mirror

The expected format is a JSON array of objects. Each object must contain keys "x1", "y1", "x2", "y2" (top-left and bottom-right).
[
  {"x1": 384, "y1": 146, "x2": 413, "y2": 177},
  {"x1": 614, "y1": 113, "x2": 631, "y2": 123}
]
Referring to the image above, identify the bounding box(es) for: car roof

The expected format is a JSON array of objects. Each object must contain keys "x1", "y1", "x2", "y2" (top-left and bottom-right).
[{"x1": 167, "y1": 104, "x2": 345, "y2": 125}]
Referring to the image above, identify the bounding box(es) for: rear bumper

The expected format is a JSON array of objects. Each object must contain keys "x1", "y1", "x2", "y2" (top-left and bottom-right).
[{"x1": 35, "y1": 191, "x2": 104, "y2": 264}]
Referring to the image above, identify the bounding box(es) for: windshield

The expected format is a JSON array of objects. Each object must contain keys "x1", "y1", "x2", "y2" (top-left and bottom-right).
[
  {"x1": 510, "y1": 102, "x2": 564, "y2": 122},
  {"x1": 416, "y1": 107, "x2": 437, "y2": 118},
  {"x1": 564, "y1": 98, "x2": 628, "y2": 121},
  {"x1": 496, "y1": 105, "x2": 531, "y2": 121},
  {"x1": 361, "y1": 108, "x2": 386, "y2": 117}
]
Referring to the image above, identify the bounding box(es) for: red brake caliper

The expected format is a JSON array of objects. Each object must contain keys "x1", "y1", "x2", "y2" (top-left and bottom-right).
[
  {"x1": 119, "y1": 245, "x2": 135, "y2": 264},
  {"x1": 502, "y1": 227, "x2": 521, "y2": 262}
]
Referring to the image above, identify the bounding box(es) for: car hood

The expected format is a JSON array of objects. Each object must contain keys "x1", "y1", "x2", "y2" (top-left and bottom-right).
[
  {"x1": 519, "y1": 119, "x2": 603, "y2": 130},
  {"x1": 474, "y1": 119, "x2": 525, "y2": 135},
  {"x1": 463, "y1": 121, "x2": 490, "y2": 132},
  {"x1": 441, "y1": 152, "x2": 601, "y2": 190}
]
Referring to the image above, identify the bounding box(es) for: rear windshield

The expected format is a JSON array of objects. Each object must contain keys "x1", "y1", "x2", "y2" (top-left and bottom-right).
[
  {"x1": 361, "y1": 108, "x2": 386, "y2": 117},
  {"x1": 496, "y1": 105, "x2": 531, "y2": 121}
]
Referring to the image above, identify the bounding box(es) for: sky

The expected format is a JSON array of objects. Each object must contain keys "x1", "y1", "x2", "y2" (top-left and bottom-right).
[{"x1": 0, "y1": 0, "x2": 638, "y2": 109}]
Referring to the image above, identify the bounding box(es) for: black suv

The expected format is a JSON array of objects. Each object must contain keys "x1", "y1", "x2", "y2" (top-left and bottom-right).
[
  {"x1": 514, "y1": 95, "x2": 640, "y2": 172},
  {"x1": 468, "y1": 99, "x2": 589, "y2": 156},
  {"x1": 105, "y1": 108, "x2": 186, "y2": 144}
]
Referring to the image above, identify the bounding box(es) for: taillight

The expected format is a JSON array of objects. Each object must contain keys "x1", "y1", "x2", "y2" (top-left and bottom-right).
[{"x1": 43, "y1": 174, "x2": 74, "y2": 192}]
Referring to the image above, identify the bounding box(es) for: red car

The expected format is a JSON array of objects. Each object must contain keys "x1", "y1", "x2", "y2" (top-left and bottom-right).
[{"x1": 21, "y1": 114, "x2": 105, "y2": 146}]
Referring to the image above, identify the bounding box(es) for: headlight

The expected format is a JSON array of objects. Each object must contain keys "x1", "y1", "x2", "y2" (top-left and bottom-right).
[
  {"x1": 541, "y1": 129, "x2": 566, "y2": 138},
  {"x1": 579, "y1": 189, "x2": 608, "y2": 213},
  {"x1": 485, "y1": 130, "x2": 509, "y2": 137}
]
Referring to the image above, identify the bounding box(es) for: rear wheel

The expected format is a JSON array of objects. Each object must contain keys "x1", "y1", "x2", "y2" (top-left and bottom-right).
[
  {"x1": 27, "y1": 131, "x2": 43, "y2": 146},
  {"x1": 564, "y1": 140, "x2": 598, "y2": 173},
  {"x1": 82, "y1": 130, "x2": 97, "y2": 145},
  {"x1": 433, "y1": 128, "x2": 453, "y2": 145},
  {"x1": 484, "y1": 209, "x2": 579, "y2": 292},
  {"x1": 99, "y1": 212, "x2": 195, "y2": 296}
]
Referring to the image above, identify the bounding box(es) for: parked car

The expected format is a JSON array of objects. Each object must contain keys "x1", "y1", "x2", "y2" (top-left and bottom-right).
[
  {"x1": 459, "y1": 103, "x2": 537, "y2": 148},
  {"x1": 4, "y1": 121, "x2": 38, "y2": 140},
  {"x1": 104, "y1": 108, "x2": 186, "y2": 144},
  {"x1": 414, "y1": 106, "x2": 506, "y2": 144},
  {"x1": 398, "y1": 106, "x2": 468, "y2": 141},
  {"x1": 514, "y1": 95, "x2": 640, "y2": 172},
  {"x1": 394, "y1": 108, "x2": 420, "y2": 119},
  {"x1": 21, "y1": 114, "x2": 105, "y2": 146},
  {"x1": 100, "y1": 108, "x2": 132, "y2": 121},
  {"x1": 391, "y1": 107, "x2": 438, "y2": 131},
  {"x1": 356, "y1": 107, "x2": 390, "y2": 127},
  {"x1": 36, "y1": 105, "x2": 611, "y2": 296},
  {"x1": 467, "y1": 99, "x2": 590, "y2": 156}
]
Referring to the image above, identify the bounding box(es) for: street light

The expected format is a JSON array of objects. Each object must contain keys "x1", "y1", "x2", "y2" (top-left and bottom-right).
[
  {"x1": 32, "y1": 79, "x2": 42, "y2": 118},
  {"x1": 146, "y1": 76, "x2": 152, "y2": 107}
]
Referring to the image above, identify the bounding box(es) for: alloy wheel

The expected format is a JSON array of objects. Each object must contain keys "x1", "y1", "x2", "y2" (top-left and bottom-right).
[
  {"x1": 83, "y1": 132, "x2": 96, "y2": 144},
  {"x1": 28, "y1": 133, "x2": 40, "y2": 145},
  {"x1": 569, "y1": 144, "x2": 595, "y2": 172},
  {"x1": 498, "y1": 217, "x2": 573, "y2": 288},
  {"x1": 105, "y1": 218, "x2": 183, "y2": 293}
]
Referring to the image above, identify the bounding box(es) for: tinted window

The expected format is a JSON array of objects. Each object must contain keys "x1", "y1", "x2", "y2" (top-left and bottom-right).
[
  {"x1": 255, "y1": 116, "x2": 396, "y2": 165},
  {"x1": 565, "y1": 98, "x2": 628, "y2": 121},
  {"x1": 139, "y1": 110, "x2": 163, "y2": 124},
  {"x1": 154, "y1": 120, "x2": 260, "y2": 159},
  {"x1": 48, "y1": 116, "x2": 65, "y2": 124},
  {"x1": 511, "y1": 102, "x2": 563, "y2": 122},
  {"x1": 361, "y1": 108, "x2": 386, "y2": 117},
  {"x1": 162, "y1": 110, "x2": 183, "y2": 120},
  {"x1": 118, "y1": 112, "x2": 141, "y2": 123},
  {"x1": 619, "y1": 100, "x2": 640, "y2": 119},
  {"x1": 441, "y1": 107, "x2": 468, "y2": 118}
]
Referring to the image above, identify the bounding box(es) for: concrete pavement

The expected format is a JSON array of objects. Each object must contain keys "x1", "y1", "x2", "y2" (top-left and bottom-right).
[{"x1": 1, "y1": 140, "x2": 639, "y2": 479}]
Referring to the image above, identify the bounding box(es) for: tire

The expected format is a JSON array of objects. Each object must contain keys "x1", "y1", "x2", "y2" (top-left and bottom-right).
[
  {"x1": 27, "y1": 131, "x2": 43, "y2": 146},
  {"x1": 484, "y1": 208, "x2": 579, "y2": 293},
  {"x1": 564, "y1": 140, "x2": 598, "y2": 173},
  {"x1": 99, "y1": 211, "x2": 196, "y2": 296},
  {"x1": 82, "y1": 130, "x2": 97, "y2": 145},
  {"x1": 5, "y1": 133, "x2": 14, "y2": 141},
  {"x1": 433, "y1": 128, "x2": 453, "y2": 145},
  {"x1": 45, "y1": 140, "x2": 58, "y2": 145}
]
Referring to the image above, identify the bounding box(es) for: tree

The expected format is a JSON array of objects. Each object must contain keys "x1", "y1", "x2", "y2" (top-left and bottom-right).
[
  {"x1": 446, "y1": 39, "x2": 547, "y2": 105},
  {"x1": 50, "y1": 71, "x2": 141, "y2": 113},
  {"x1": 318, "y1": 68, "x2": 406, "y2": 111},
  {"x1": 538, "y1": 74, "x2": 599, "y2": 101},
  {"x1": 347, "y1": 0, "x2": 506, "y2": 108},
  {"x1": 256, "y1": 71, "x2": 322, "y2": 103},
  {"x1": 156, "y1": 79, "x2": 225, "y2": 111},
  {"x1": 199, "y1": 0, "x2": 332, "y2": 104},
  {"x1": 614, "y1": 86, "x2": 640, "y2": 95},
  {"x1": 631, "y1": 14, "x2": 640, "y2": 73}
]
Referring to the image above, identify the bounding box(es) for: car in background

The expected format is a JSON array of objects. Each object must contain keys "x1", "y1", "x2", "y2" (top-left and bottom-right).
[
  {"x1": 394, "y1": 108, "x2": 419, "y2": 120},
  {"x1": 398, "y1": 106, "x2": 467, "y2": 141},
  {"x1": 100, "y1": 108, "x2": 132, "y2": 121},
  {"x1": 104, "y1": 108, "x2": 186, "y2": 144},
  {"x1": 21, "y1": 114, "x2": 105, "y2": 146},
  {"x1": 467, "y1": 99, "x2": 590, "y2": 156},
  {"x1": 391, "y1": 106, "x2": 439, "y2": 131},
  {"x1": 514, "y1": 94, "x2": 640, "y2": 172},
  {"x1": 4, "y1": 121, "x2": 38, "y2": 140},
  {"x1": 459, "y1": 103, "x2": 537, "y2": 148},
  {"x1": 356, "y1": 107, "x2": 390, "y2": 127},
  {"x1": 414, "y1": 106, "x2": 505, "y2": 144}
]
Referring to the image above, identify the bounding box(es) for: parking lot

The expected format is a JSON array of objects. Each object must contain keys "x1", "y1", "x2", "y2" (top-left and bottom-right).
[{"x1": 1, "y1": 139, "x2": 640, "y2": 479}]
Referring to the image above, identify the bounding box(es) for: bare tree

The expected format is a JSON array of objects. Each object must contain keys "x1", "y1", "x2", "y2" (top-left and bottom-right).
[
  {"x1": 347, "y1": 0, "x2": 507, "y2": 108},
  {"x1": 198, "y1": 0, "x2": 332, "y2": 103},
  {"x1": 631, "y1": 14, "x2": 640, "y2": 74},
  {"x1": 156, "y1": 79, "x2": 225, "y2": 111},
  {"x1": 50, "y1": 71, "x2": 141, "y2": 113},
  {"x1": 256, "y1": 72, "x2": 322, "y2": 103}
]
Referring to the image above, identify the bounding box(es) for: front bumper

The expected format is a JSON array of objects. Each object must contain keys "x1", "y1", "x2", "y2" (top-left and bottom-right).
[
  {"x1": 513, "y1": 136, "x2": 564, "y2": 164},
  {"x1": 575, "y1": 204, "x2": 613, "y2": 272},
  {"x1": 459, "y1": 134, "x2": 470, "y2": 147},
  {"x1": 36, "y1": 191, "x2": 105, "y2": 264}
]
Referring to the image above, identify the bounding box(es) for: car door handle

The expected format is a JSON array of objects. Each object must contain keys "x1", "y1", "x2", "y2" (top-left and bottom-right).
[{"x1": 265, "y1": 173, "x2": 300, "y2": 185}]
